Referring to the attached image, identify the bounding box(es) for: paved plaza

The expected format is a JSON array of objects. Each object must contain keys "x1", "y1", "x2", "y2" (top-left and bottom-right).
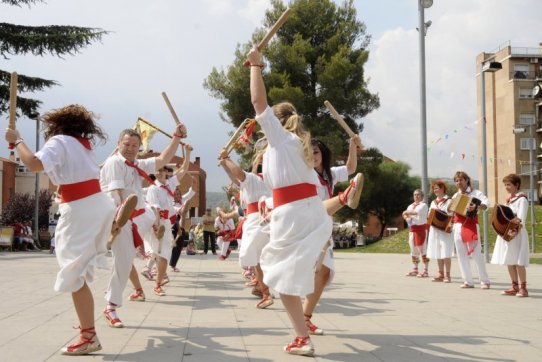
[{"x1": 1, "y1": 250, "x2": 541, "y2": 361}]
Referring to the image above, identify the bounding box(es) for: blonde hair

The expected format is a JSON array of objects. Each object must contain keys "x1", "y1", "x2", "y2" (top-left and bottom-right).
[
  {"x1": 251, "y1": 139, "x2": 267, "y2": 174},
  {"x1": 272, "y1": 102, "x2": 313, "y2": 167}
]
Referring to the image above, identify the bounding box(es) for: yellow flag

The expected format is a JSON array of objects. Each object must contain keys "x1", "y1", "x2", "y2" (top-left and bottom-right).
[{"x1": 136, "y1": 119, "x2": 157, "y2": 151}]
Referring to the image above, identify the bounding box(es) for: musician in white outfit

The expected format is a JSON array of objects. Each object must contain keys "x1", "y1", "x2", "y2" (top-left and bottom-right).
[
  {"x1": 426, "y1": 180, "x2": 454, "y2": 283},
  {"x1": 215, "y1": 215, "x2": 235, "y2": 260},
  {"x1": 100, "y1": 124, "x2": 186, "y2": 328},
  {"x1": 5, "y1": 105, "x2": 116, "y2": 355},
  {"x1": 403, "y1": 189, "x2": 430, "y2": 277},
  {"x1": 450, "y1": 171, "x2": 490, "y2": 289},
  {"x1": 491, "y1": 174, "x2": 530, "y2": 297}
]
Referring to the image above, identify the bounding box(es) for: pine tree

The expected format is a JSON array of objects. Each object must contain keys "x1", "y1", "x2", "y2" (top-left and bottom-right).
[
  {"x1": 0, "y1": 0, "x2": 107, "y2": 118},
  {"x1": 204, "y1": 0, "x2": 379, "y2": 160}
]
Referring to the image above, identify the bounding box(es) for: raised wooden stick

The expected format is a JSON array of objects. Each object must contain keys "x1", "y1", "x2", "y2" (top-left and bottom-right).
[
  {"x1": 137, "y1": 117, "x2": 186, "y2": 146},
  {"x1": 257, "y1": 8, "x2": 292, "y2": 51},
  {"x1": 324, "y1": 100, "x2": 363, "y2": 151},
  {"x1": 8, "y1": 72, "x2": 18, "y2": 149},
  {"x1": 222, "y1": 119, "x2": 250, "y2": 157},
  {"x1": 161, "y1": 92, "x2": 181, "y2": 125}
]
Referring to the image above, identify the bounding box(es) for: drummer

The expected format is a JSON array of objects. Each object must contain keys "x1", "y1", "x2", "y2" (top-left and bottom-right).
[{"x1": 426, "y1": 180, "x2": 453, "y2": 283}]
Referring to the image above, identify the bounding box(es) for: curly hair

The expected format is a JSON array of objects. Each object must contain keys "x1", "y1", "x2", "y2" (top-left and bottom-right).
[
  {"x1": 42, "y1": 104, "x2": 107, "y2": 145},
  {"x1": 272, "y1": 102, "x2": 313, "y2": 167}
]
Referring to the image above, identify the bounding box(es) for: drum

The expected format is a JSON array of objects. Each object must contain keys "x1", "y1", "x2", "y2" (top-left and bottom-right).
[
  {"x1": 490, "y1": 204, "x2": 521, "y2": 242},
  {"x1": 427, "y1": 208, "x2": 453, "y2": 233},
  {"x1": 449, "y1": 194, "x2": 481, "y2": 218}
]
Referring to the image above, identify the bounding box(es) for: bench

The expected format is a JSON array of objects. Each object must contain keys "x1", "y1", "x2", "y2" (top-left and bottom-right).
[{"x1": 0, "y1": 227, "x2": 14, "y2": 251}]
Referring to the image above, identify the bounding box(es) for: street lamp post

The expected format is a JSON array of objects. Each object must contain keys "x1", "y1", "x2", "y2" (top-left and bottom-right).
[
  {"x1": 418, "y1": 0, "x2": 433, "y2": 202},
  {"x1": 528, "y1": 122, "x2": 536, "y2": 254},
  {"x1": 30, "y1": 113, "x2": 40, "y2": 246},
  {"x1": 480, "y1": 60, "x2": 502, "y2": 262}
]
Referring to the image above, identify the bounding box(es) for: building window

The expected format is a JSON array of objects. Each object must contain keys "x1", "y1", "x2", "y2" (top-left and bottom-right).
[
  {"x1": 519, "y1": 113, "x2": 535, "y2": 125},
  {"x1": 520, "y1": 138, "x2": 535, "y2": 150},
  {"x1": 519, "y1": 88, "x2": 533, "y2": 99},
  {"x1": 513, "y1": 64, "x2": 529, "y2": 79}
]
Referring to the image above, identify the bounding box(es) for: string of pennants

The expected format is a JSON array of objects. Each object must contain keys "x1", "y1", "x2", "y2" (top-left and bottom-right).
[{"x1": 426, "y1": 119, "x2": 538, "y2": 165}]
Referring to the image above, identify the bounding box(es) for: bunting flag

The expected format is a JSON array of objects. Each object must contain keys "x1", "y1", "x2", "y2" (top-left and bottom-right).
[{"x1": 135, "y1": 119, "x2": 158, "y2": 151}]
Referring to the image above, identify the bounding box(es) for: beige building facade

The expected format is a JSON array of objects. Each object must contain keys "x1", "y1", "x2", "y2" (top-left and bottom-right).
[{"x1": 476, "y1": 42, "x2": 542, "y2": 206}]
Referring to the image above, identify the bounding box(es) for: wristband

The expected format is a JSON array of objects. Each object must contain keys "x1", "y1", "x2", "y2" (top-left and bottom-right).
[
  {"x1": 249, "y1": 63, "x2": 265, "y2": 69},
  {"x1": 173, "y1": 133, "x2": 183, "y2": 138},
  {"x1": 14, "y1": 139, "x2": 24, "y2": 147}
]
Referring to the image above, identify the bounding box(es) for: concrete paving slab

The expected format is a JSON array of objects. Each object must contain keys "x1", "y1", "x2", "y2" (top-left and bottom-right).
[{"x1": 1, "y1": 250, "x2": 541, "y2": 361}]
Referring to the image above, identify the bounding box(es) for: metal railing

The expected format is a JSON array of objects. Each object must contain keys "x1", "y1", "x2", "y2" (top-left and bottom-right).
[
  {"x1": 511, "y1": 47, "x2": 542, "y2": 56},
  {"x1": 510, "y1": 71, "x2": 541, "y2": 80}
]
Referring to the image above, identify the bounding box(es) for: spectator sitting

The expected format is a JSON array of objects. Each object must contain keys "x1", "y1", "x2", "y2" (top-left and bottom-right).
[
  {"x1": 13, "y1": 222, "x2": 33, "y2": 251},
  {"x1": 186, "y1": 240, "x2": 197, "y2": 255}
]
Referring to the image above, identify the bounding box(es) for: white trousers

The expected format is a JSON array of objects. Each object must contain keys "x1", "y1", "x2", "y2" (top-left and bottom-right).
[
  {"x1": 453, "y1": 224, "x2": 490, "y2": 285},
  {"x1": 217, "y1": 237, "x2": 230, "y2": 257},
  {"x1": 105, "y1": 207, "x2": 154, "y2": 307}
]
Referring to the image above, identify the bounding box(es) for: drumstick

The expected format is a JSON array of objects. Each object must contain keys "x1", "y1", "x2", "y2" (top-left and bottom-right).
[
  {"x1": 324, "y1": 100, "x2": 363, "y2": 151},
  {"x1": 257, "y1": 8, "x2": 292, "y2": 51},
  {"x1": 161, "y1": 92, "x2": 181, "y2": 125},
  {"x1": 8, "y1": 72, "x2": 18, "y2": 149}
]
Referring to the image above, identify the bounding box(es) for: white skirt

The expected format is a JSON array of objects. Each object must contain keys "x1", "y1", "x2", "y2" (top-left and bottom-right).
[
  {"x1": 238, "y1": 213, "x2": 270, "y2": 268},
  {"x1": 54, "y1": 192, "x2": 116, "y2": 293},
  {"x1": 146, "y1": 219, "x2": 173, "y2": 261},
  {"x1": 321, "y1": 240, "x2": 336, "y2": 286},
  {"x1": 491, "y1": 229, "x2": 530, "y2": 266},
  {"x1": 261, "y1": 196, "x2": 332, "y2": 297},
  {"x1": 426, "y1": 226, "x2": 454, "y2": 259}
]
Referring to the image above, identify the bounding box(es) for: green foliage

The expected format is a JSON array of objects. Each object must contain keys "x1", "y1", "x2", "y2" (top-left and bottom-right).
[
  {"x1": 1, "y1": 190, "x2": 52, "y2": 227},
  {"x1": 0, "y1": 2, "x2": 107, "y2": 118},
  {"x1": 203, "y1": 0, "x2": 379, "y2": 159}
]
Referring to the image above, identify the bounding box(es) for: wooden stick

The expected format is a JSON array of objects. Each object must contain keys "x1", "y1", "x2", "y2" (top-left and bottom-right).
[
  {"x1": 324, "y1": 100, "x2": 363, "y2": 150},
  {"x1": 8, "y1": 72, "x2": 18, "y2": 149},
  {"x1": 161, "y1": 92, "x2": 181, "y2": 125},
  {"x1": 137, "y1": 117, "x2": 186, "y2": 146},
  {"x1": 257, "y1": 8, "x2": 292, "y2": 51},
  {"x1": 223, "y1": 119, "x2": 250, "y2": 157}
]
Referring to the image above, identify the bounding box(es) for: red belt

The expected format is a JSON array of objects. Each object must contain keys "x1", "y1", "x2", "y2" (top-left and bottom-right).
[
  {"x1": 59, "y1": 179, "x2": 101, "y2": 203},
  {"x1": 247, "y1": 202, "x2": 259, "y2": 215},
  {"x1": 272, "y1": 183, "x2": 317, "y2": 208},
  {"x1": 159, "y1": 210, "x2": 169, "y2": 219},
  {"x1": 453, "y1": 214, "x2": 479, "y2": 224},
  {"x1": 170, "y1": 215, "x2": 177, "y2": 224}
]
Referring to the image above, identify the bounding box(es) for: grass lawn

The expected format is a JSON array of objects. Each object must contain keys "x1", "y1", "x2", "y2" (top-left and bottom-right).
[{"x1": 337, "y1": 205, "x2": 542, "y2": 265}]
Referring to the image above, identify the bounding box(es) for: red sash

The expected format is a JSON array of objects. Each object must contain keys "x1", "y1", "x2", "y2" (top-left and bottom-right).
[
  {"x1": 247, "y1": 202, "x2": 259, "y2": 215},
  {"x1": 317, "y1": 174, "x2": 333, "y2": 199},
  {"x1": 130, "y1": 208, "x2": 146, "y2": 250},
  {"x1": 161, "y1": 184, "x2": 175, "y2": 198},
  {"x1": 273, "y1": 183, "x2": 317, "y2": 208},
  {"x1": 59, "y1": 179, "x2": 101, "y2": 203},
  {"x1": 125, "y1": 160, "x2": 155, "y2": 185},
  {"x1": 159, "y1": 210, "x2": 169, "y2": 220},
  {"x1": 234, "y1": 218, "x2": 245, "y2": 239},
  {"x1": 409, "y1": 224, "x2": 427, "y2": 246}
]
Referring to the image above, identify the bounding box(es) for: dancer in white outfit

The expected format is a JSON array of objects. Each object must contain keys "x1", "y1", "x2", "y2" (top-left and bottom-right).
[
  {"x1": 247, "y1": 47, "x2": 363, "y2": 356},
  {"x1": 403, "y1": 189, "x2": 430, "y2": 277},
  {"x1": 5, "y1": 105, "x2": 116, "y2": 355},
  {"x1": 426, "y1": 180, "x2": 454, "y2": 283},
  {"x1": 302, "y1": 137, "x2": 359, "y2": 336},
  {"x1": 450, "y1": 171, "x2": 491, "y2": 289},
  {"x1": 490, "y1": 174, "x2": 530, "y2": 297},
  {"x1": 100, "y1": 124, "x2": 186, "y2": 328}
]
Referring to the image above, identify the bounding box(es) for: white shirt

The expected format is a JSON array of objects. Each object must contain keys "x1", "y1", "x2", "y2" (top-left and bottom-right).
[
  {"x1": 215, "y1": 217, "x2": 234, "y2": 232},
  {"x1": 240, "y1": 173, "x2": 271, "y2": 204},
  {"x1": 255, "y1": 106, "x2": 319, "y2": 190},
  {"x1": 406, "y1": 202, "x2": 428, "y2": 226},
  {"x1": 316, "y1": 165, "x2": 349, "y2": 200},
  {"x1": 100, "y1": 153, "x2": 156, "y2": 209},
  {"x1": 35, "y1": 135, "x2": 99, "y2": 185}
]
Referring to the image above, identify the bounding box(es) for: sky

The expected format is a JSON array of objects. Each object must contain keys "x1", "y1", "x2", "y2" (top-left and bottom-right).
[{"x1": 2, "y1": 0, "x2": 542, "y2": 192}]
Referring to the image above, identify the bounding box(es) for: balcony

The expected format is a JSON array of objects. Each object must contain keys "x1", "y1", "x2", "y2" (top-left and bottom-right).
[
  {"x1": 510, "y1": 71, "x2": 542, "y2": 80},
  {"x1": 511, "y1": 47, "x2": 542, "y2": 56}
]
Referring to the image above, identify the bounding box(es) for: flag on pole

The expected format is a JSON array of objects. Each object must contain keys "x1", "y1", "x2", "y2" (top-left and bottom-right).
[{"x1": 135, "y1": 118, "x2": 157, "y2": 151}]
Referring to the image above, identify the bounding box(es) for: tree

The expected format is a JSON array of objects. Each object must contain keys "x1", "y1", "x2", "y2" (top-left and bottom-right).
[
  {"x1": 0, "y1": 0, "x2": 107, "y2": 118},
  {"x1": 335, "y1": 148, "x2": 419, "y2": 237},
  {"x1": 1, "y1": 190, "x2": 52, "y2": 227},
  {"x1": 204, "y1": 0, "x2": 379, "y2": 159}
]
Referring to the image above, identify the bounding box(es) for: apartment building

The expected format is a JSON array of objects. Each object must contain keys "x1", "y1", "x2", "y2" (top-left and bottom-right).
[{"x1": 476, "y1": 42, "x2": 542, "y2": 205}]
